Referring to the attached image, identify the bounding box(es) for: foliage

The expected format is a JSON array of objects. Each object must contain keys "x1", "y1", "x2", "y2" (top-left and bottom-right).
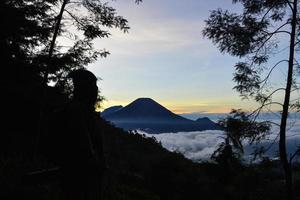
[
  {"x1": 1, "y1": 0, "x2": 137, "y2": 86},
  {"x1": 203, "y1": 1, "x2": 300, "y2": 198},
  {"x1": 203, "y1": 0, "x2": 299, "y2": 99},
  {"x1": 212, "y1": 110, "x2": 270, "y2": 168},
  {"x1": 44, "y1": 0, "x2": 133, "y2": 83},
  {"x1": 220, "y1": 110, "x2": 270, "y2": 151},
  {"x1": 0, "y1": 0, "x2": 54, "y2": 82}
]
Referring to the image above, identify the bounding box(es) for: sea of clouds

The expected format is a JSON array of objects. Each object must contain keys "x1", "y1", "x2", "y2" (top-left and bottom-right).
[{"x1": 137, "y1": 113, "x2": 300, "y2": 162}]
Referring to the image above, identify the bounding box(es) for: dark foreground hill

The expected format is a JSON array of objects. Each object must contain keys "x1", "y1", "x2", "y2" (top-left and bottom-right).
[
  {"x1": 2, "y1": 114, "x2": 299, "y2": 200},
  {"x1": 2, "y1": 84, "x2": 300, "y2": 200},
  {"x1": 102, "y1": 98, "x2": 221, "y2": 133}
]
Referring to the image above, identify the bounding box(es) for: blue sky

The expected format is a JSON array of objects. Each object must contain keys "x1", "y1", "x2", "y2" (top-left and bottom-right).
[{"x1": 87, "y1": 0, "x2": 289, "y2": 114}]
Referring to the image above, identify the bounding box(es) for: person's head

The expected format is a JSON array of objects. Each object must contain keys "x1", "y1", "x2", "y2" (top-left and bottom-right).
[{"x1": 68, "y1": 69, "x2": 98, "y2": 108}]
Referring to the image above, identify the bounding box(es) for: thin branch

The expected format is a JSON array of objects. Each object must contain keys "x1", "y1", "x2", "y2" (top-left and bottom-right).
[
  {"x1": 290, "y1": 97, "x2": 300, "y2": 102},
  {"x1": 65, "y1": 9, "x2": 85, "y2": 28},
  {"x1": 261, "y1": 30, "x2": 291, "y2": 36},
  {"x1": 271, "y1": 102, "x2": 284, "y2": 106},
  {"x1": 263, "y1": 120, "x2": 281, "y2": 127},
  {"x1": 251, "y1": 22, "x2": 290, "y2": 64},
  {"x1": 262, "y1": 21, "x2": 290, "y2": 39},
  {"x1": 259, "y1": 59, "x2": 289, "y2": 85},
  {"x1": 260, "y1": 2, "x2": 292, "y2": 23},
  {"x1": 294, "y1": 58, "x2": 300, "y2": 67},
  {"x1": 264, "y1": 132, "x2": 280, "y2": 153},
  {"x1": 265, "y1": 107, "x2": 282, "y2": 118},
  {"x1": 291, "y1": 87, "x2": 300, "y2": 93},
  {"x1": 260, "y1": 5, "x2": 278, "y2": 23},
  {"x1": 284, "y1": 0, "x2": 294, "y2": 12},
  {"x1": 265, "y1": 88, "x2": 286, "y2": 100},
  {"x1": 290, "y1": 148, "x2": 300, "y2": 163},
  {"x1": 274, "y1": 30, "x2": 292, "y2": 35},
  {"x1": 295, "y1": 40, "x2": 300, "y2": 47},
  {"x1": 277, "y1": 46, "x2": 290, "y2": 54},
  {"x1": 248, "y1": 88, "x2": 285, "y2": 121},
  {"x1": 250, "y1": 101, "x2": 284, "y2": 122},
  {"x1": 287, "y1": 133, "x2": 300, "y2": 138}
]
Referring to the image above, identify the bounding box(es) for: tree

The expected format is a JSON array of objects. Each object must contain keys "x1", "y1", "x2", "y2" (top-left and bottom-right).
[
  {"x1": 212, "y1": 109, "x2": 270, "y2": 162},
  {"x1": 211, "y1": 110, "x2": 270, "y2": 180},
  {"x1": 0, "y1": 0, "x2": 54, "y2": 83},
  {"x1": 1, "y1": 0, "x2": 142, "y2": 158},
  {"x1": 1, "y1": 0, "x2": 142, "y2": 84},
  {"x1": 203, "y1": 1, "x2": 300, "y2": 199},
  {"x1": 37, "y1": 0, "x2": 134, "y2": 85}
]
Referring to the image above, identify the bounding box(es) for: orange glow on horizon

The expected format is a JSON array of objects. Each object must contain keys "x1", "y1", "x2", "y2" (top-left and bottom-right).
[{"x1": 99, "y1": 99, "x2": 233, "y2": 114}]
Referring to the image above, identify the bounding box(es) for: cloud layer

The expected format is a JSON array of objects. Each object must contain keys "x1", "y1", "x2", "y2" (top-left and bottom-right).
[
  {"x1": 138, "y1": 117, "x2": 300, "y2": 162},
  {"x1": 140, "y1": 130, "x2": 224, "y2": 161}
]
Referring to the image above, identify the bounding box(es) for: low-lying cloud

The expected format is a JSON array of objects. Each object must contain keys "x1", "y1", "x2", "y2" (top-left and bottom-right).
[
  {"x1": 139, "y1": 130, "x2": 224, "y2": 161},
  {"x1": 138, "y1": 118, "x2": 300, "y2": 162}
]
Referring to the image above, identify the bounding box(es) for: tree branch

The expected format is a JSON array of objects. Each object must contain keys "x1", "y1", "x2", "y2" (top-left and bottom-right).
[
  {"x1": 259, "y1": 60, "x2": 289, "y2": 86},
  {"x1": 274, "y1": 30, "x2": 292, "y2": 35},
  {"x1": 65, "y1": 9, "x2": 85, "y2": 28},
  {"x1": 261, "y1": 30, "x2": 291, "y2": 36},
  {"x1": 251, "y1": 22, "x2": 289, "y2": 61},
  {"x1": 284, "y1": 0, "x2": 294, "y2": 12},
  {"x1": 260, "y1": 2, "x2": 292, "y2": 23},
  {"x1": 289, "y1": 148, "x2": 300, "y2": 163},
  {"x1": 264, "y1": 132, "x2": 280, "y2": 153},
  {"x1": 265, "y1": 107, "x2": 282, "y2": 118},
  {"x1": 248, "y1": 88, "x2": 285, "y2": 121},
  {"x1": 295, "y1": 40, "x2": 300, "y2": 47},
  {"x1": 265, "y1": 88, "x2": 286, "y2": 101},
  {"x1": 263, "y1": 120, "x2": 281, "y2": 127}
]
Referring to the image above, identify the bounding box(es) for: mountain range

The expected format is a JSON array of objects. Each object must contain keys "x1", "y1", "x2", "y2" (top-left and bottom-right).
[{"x1": 101, "y1": 98, "x2": 221, "y2": 134}]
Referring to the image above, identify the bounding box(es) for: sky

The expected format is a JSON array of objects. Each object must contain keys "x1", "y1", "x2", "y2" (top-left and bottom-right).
[{"x1": 86, "y1": 0, "x2": 290, "y2": 114}]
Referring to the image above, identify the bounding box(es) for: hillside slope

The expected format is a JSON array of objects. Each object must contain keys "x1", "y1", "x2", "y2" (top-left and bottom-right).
[{"x1": 1, "y1": 87, "x2": 298, "y2": 200}]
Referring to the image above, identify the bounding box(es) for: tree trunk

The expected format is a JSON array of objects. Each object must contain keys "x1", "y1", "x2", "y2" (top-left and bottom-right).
[
  {"x1": 36, "y1": 0, "x2": 68, "y2": 153},
  {"x1": 44, "y1": 0, "x2": 69, "y2": 84},
  {"x1": 279, "y1": 1, "x2": 297, "y2": 200}
]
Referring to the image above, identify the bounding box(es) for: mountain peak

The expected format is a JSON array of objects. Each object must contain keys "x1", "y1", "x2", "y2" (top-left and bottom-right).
[
  {"x1": 135, "y1": 97, "x2": 154, "y2": 101},
  {"x1": 106, "y1": 97, "x2": 176, "y2": 120},
  {"x1": 128, "y1": 98, "x2": 163, "y2": 108},
  {"x1": 102, "y1": 97, "x2": 221, "y2": 133},
  {"x1": 131, "y1": 97, "x2": 159, "y2": 105}
]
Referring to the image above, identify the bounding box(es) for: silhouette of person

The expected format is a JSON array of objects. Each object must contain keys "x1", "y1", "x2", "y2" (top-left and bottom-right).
[{"x1": 59, "y1": 69, "x2": 104, "y2": 200}]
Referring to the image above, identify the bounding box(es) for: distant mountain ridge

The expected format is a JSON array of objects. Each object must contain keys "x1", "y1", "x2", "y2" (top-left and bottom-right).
[
  {"x1": 101, "y1": 105, "x2": 123, "y2": 117},
  {"x1": 103, "y1": 98, "x2": 188, "y2": 121},
  {"x1": 102, "y1": 98, "x2": 221, "y2": 134}
]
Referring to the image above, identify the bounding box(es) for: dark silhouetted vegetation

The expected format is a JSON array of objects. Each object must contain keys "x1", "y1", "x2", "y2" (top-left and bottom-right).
[
  {"x1": 1, "y1": 0, "x2": 300, "y2": 200},
  {"x1": 203, "y1": 1, "x2": 300, "y2": 199},
  {"x1": 2, "y1": 106, "x2": 300, "y2": 199}
]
